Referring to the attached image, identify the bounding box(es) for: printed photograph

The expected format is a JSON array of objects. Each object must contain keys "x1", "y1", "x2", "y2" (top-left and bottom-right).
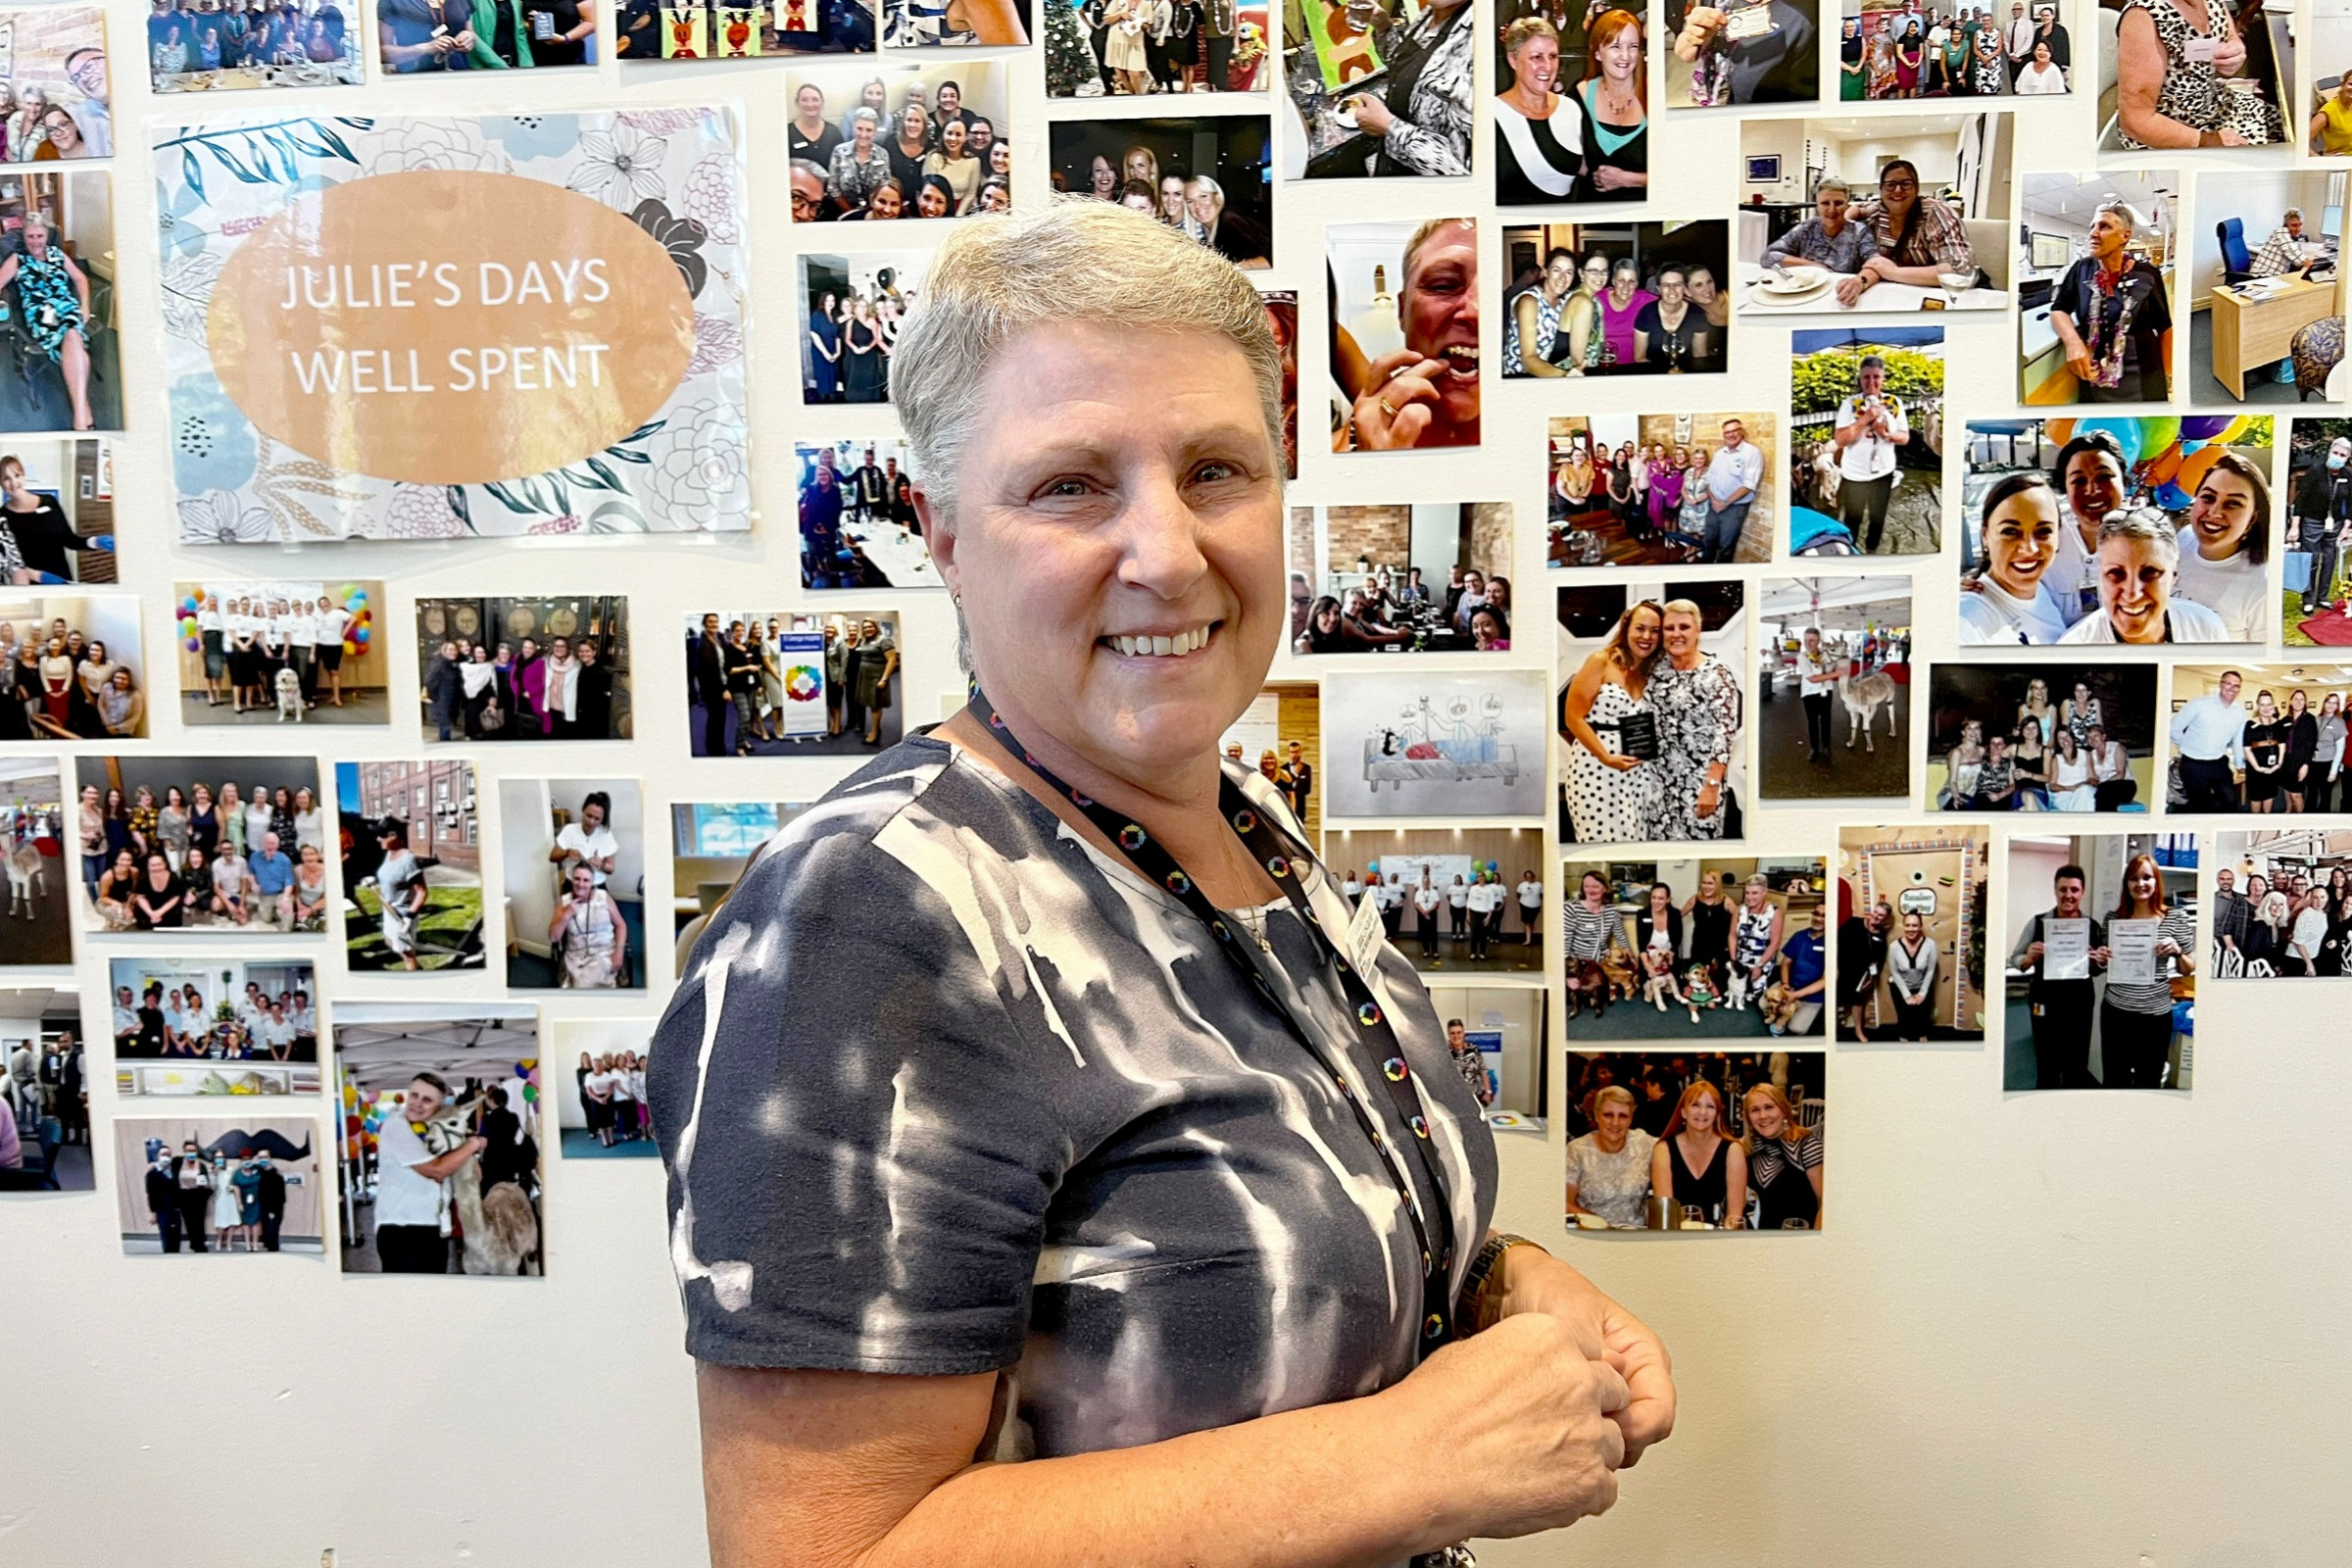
[
  {"x1": 0, "y1": 10, "x2": 111, "y2": 157},
  {"x1": 798, "y1": 251, "x2": 927, "y2": 403},
  {"x1": 1285, "y1": 0, "x2": 1472, "y2": 178},
  {"x1": 2003, "y1": 831, "x2": 2198, "y2": 1089},
  {"x1": 1756, "y1": 577, "x2": 1911, "y2": 802},
  {"x1": 1788, "y1": 327, "x2": 1943, "y2": 558},
  {"x1": 175, "y1": 580, "x2": 385, "y2": 726},
  {"x1": 1222, "y1": 682, "x2": 1322, "y2": 836},
  {"x1": 2, "y1": 590, "x2": 146, "y2": 739},
  {"x1": 109, "y1": 956, "x2": 319, "y2": 1097},
  {"x1": 1264, "y1": 286, "x2": 1298, "y2": 475},
  {"x1": 1556, "y1": 581, "x2": 1747, "y2": 845},
  {"x1": 1500, "y1": 222, "x2": 1732, "y2": 377},
  {"x1": 688, "y1": 610, "x2": 900, "y2": 758},
  {"x1": 0, "y1": 172, "x2": 118, "y2": 434},
  {"x1": 336, "y1": 761, "x2": 484, "y2": 973},
  {"x1": 621, "y1": 0, "x2": 876, "y2": 57},
  {"x1": 1563, "y1": 1050, "x2": 1827, "y2": 1230},
  {"x1": 788, "y1": 61, "x2": 1013, "y2": 220},
  {"x1": 1738, "y1": 113, "x2": 2013, "y2": 314},
  {"x1": 2312, "y1": 0, "x2": 2352, "y2": 156},
  {"x1": 0, "y1": 759, "x2": 68, "y2": 967},
  {"x1": 498, "y1": 778, "x2": 645, "y2": 991},
  {"x1": 1048, "y1": 0, "x2": 1264, "y2": 95},
  {"x1": 2018, "y1": 172, "x2": 2177, "y2": 405},
  {"x1": 1548, "y1": 413, "x2": 1771, "y2": 567},
  {"x1": 1326, "y1": 826, "x2": 1546, "y2": 973},
  {"x1": 2099, "y1": 0, "x2": 2287, "y2": 153},
  {"x1": 794, "y1": 440, "x2": 933, "y2": 589},
  {"x1": 333, "y1": 1004, "x2": 543, "y2": 1274},
  {"x1": 672, "y1": 800, "x2": 808, "y2": 953},
  {"x1": 118, "y1": 1115, "x2": 321, "y2": 1253},
  {"x1": 1925, "y1": 662, "x2": 2158, "y2": 811},
  {"x1": 1663, "y1": 0, "x2": 1817, "y2": 107},
  {"x1": 1833, "y1": 824, "x2": 1988, "y2": 1043},
  {"x1": 0, "y1": 439, "x2": 113, "y2": 585},
  {"x1": 1321, "y1": 665, "x2": 1545, "y2": 822},
  {"x1": 1559, "y1": 858, "x2": 1827, "y2": 1039},
  {"x1": 1287, "y1": 503, "x2": 1515, "y2": 654},
  {"x1": 1329, "y1": 217, "x2": 1478, "y2": 452},
  {"x1": 2164, "y1": 663, "x2": 2352, "y2": 814},
  {"x1": 74, "y1": 756, "x2": 328, "y2": 934},
  {"x1": 886, "y1": 0, "x2": 1029, "y2": 45},
  {"x1": 2284, "y1": 416, "x2": 2352, "y2": 640},
  {"x1": 2212, "y1": 828, "x2": 2352, "y2": 976},
  {"x1": 151, "y1": 0, "x2": 360, "y2": 90},
  {"x1": 552, "y1": 1018, "x2": 656, "y2": 1158},
  {"x1": 1840, "y1": 0, "x2": 2072, "y2": 98},
  {"x1": 376, "y1": 0, "x2": 599, "y2": 71},
  {"x1": 2193, "y1": 171, "x2": 2339, "y2": 403},
  {"x1": 1053, "y1": 117, "x2": 1272, "y2": 269},
  {"x1": 1493, "y1": 1, "x2": 1647, "y2": 204},
  {"x1": 415, "y1": 597, "x2": 631, "y2": 743},
  {"x1": 1959, "y1": 416, "x2": 2272, "y2": 644},
  {"x1": 0, "y1": 989, "x2": 87, "y2": 1191},
  {"x1": 1429, "y1": 982, "x2": 1547, "y2": 1131}
]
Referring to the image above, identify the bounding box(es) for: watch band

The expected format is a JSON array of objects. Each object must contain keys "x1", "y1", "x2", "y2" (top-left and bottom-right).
[{"x1": 1458, "y1": 1231, "x2": 1542, "y2": 1333}]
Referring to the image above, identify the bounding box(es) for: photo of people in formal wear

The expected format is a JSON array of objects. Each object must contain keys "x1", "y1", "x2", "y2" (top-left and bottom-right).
[
  {"x1": 0, "y1": 593, "x2": 146, "y2": 740},
  {"x1": 0, "y1": 13, "x2": 111, "y2": 157},
  {"x1": 686, "y1": 610, "x2": 901, "y2": 757},
  {"x1": 109, "y1": 957, "x2": 319, "y2": 1099},
  {"x1": 2212, "y1": 829, "x2": 2352, "y2": 976},
  {"x1": 1959, "y1": 416, "x2": 2273, "y2": 644},
  {"x1": 1840, "y1": 0, "x2": 2071, "y2": 98},
  {"x1": 1320, "y1": 666, "x2": 1544, "y2": 821},
  {"x1": 1325, "y1": 826, "x2": 1545, "y2": 973},
  {"x1": 1737, "y1": 114, "x2": 2013, "y2": 314},
  {"x1": 1756, "y1": 577, "x2": 1911, "y2": 802},
  {"x1": 73, "y1": 756, "x2": 327, "y2": 934},
  {"x1": 1556, "y1": 581, "x2": 1747, "y2": 844},
  {"x1": 2281, "y1": 417, "x2": 2352, "y2": 641},
  {"x1": 1287, "y1": 503, "x2": 1515, "y2": 655},
  {"x1": 1285, "y1": 0, "x2": 1473, "y2": 177},
  {"x1": 332, "y1": 1004, "x2": 543, "y2": 1274},
  {"x1": 614, "y1": 0, "x2": 876, "y2": 57},
  {"x1": 0, "y1": 994, "x2": 87, "y2": 1191},
  {"x1": 787, "y1": 62, "x2": 1012, "y2": 220},
  {"x1": 0, "y1": 760, "x2": 68, "y2": 968},
  {"x1": 1548, "y1": 413, "x2": 1771, "y2": 567},
  {"x1": 1664, "y1": 0, "x2": 1817, "y2": 105},
  {"x1": 116, "y1": 1114, "x2": 320, "y2": 1253},
  {"x1": 671, "y1": 801, "x2": 813, "y2": 956},
  {"x1": 1925, "y1": 662, "x2": 2158, "y2": 811},
  {"x1": 2016, "y1": 172, "x2": 2177, "y2": 405},
  {"x1": 553, "y1": 1018, "x2": 658, "y2": 1158},
  {"x1": 1559, "y1": 858, "x2": 1827, "y2": 1041},
  {"x1": 498, "y1": 778, "x2": 644, "y2": 992},
  {"x1": 1428, "y1": 982, "x2": 1548, "y2": 1130},
  {"x1": 1788, "y1": 329, "x2": 1943, "y2": 557},
  {"x1": 377, "y1": 0, "x2": 600, "y2": 71},
  {"x1": 2098, "y1": 0, "x2": 2286, "y2": 153},
  {"x1": 413, "y1": 597, "x2": 630, "y2": 743},
  {"x1": 150, "y1": 0, "x2": 360, "y2": 89},
  {"x1": 2192, "y1": 171, "x2": 2340, "y2": 402},
  {"x1": 1053, "y1": 117, "x2": 1273, "y2": 269},
  {"x1": 1052, "y1": 0, "x2": 1261, "y2": 95},
  {"x1": 335, "y1": 761, "x2": 484, "y2": 973},
  {"x1": 2002, "y1": 832, "x2": 2197, "y2": 1090},
  {"x1": 1329, "y1": 218, "x2": 1478, "y2": 451},
  {"x1": 1500, "y1": 222, "x2": 1732, "y2": 378},
  {"x1": 0, "y1": 441, "x2": 113, "y2": 585},
  {"x1": 1833, "y1": 824, "x2": 1987, "y2": 1042},
  {"x1": 1563, "y1": 1051, "x2": 1827, "y2": 1229},
  {"x1": 174, "y1": 580, "x2": 386, "y2": 726},
  {"x1": 2164, "y1": 664, "x2": 2352, "y2": 814},
  {"x1": 1492, "y1": 0, "x2": 1647, "y2": 203},
  {"x1": 798, "y1": 252, "x2": 928, "y2": 402},
  {"x1": 1221, "y1": 682, "x2": 1322, "y2": 837}
]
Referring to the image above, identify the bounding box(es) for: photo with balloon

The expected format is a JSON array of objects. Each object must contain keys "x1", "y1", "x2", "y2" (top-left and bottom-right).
[{"x1": 173, "y1": 579, "x2": 385, "y2": 726}]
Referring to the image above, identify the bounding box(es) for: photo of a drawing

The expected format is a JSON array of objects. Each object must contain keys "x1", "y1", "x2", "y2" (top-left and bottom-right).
[{"x1": 1320, "y1": 667, "x2": 1548, "y2": 821}]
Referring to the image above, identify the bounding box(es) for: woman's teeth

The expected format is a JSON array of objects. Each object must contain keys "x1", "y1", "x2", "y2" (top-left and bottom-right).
[{"x1": 1108, "y1": 626, "x2": 1211, "y2": 658}]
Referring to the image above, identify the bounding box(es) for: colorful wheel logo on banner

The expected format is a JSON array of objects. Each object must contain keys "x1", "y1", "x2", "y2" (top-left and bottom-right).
[{"x1": 786, "y1": 664, "x2": 822, "y2": 702}]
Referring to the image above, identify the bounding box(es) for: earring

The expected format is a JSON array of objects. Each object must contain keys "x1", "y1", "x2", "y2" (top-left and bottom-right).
[{"x1": 953, "y1": 593, "x2": 963, "y2": 609}]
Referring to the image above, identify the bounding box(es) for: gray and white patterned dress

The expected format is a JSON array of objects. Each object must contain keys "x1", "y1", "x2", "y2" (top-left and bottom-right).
[{"x1": 650, "y1": 734, "x2": 1496, "y2": 1462}]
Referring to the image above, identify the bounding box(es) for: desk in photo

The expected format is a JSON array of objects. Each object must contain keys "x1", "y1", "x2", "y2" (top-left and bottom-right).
[{"x1": 2207, "y1": 274, "x2": 2339, "y2": 400}]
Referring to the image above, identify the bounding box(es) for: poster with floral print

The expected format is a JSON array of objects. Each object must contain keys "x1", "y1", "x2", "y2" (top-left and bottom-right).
[{"x1": 154, "y1": 108, "x2": 752, "y2": 543}]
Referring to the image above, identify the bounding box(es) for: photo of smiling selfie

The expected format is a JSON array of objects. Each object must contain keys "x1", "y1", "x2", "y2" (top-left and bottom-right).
[{"x1": 1327, "y1": 216, "x2": 1479, "y2": 451}]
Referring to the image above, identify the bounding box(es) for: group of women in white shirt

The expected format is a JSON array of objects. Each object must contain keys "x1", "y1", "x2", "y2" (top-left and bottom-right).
[
  {"x1": 120, "y1": 980, "x2": 314, "y2": 1060},
  {"x1": 576, "y1": 1051, "x2": 649, "y2": 1147},
  {"x1": 193, "y1": 589, "x2": 354, "y2": 713},
  {"x1": 1340, "y1": 866, "x2": 1544, "y2": 954}
]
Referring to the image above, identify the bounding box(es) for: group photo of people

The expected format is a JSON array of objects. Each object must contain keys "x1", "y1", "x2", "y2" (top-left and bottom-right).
[
  {"x1": 1546, "y1": 413, "x2": 1772, "y2": 567},
  {"x1": 1492, "y1": 1, "x2": 1647, "y2": 203},
  {"x1": 1287, "y1": 502, "x2": 1515, "y2": 655},
  {"x1": 1218, "y1": 682, "x2": 1322, "y2": 833},
  {"x1": 1054, "y1": 117, "x2": 1271, "y2": 268},
  {"x1": 1324, "y1": 827, "x2": 1544, "y2": 973},
  {"x1": 615, "y1": 0, "x2": 876, "y2": 59},
  {"x1": 0, "y1": 12, "x2": 110, "y2": 158},
  {"x1": 1739, "y1": 114, "x2": 2013, "y2": 314},
  {"x1": 2016, "y1": 172, "x2": 2176, "y2": 404},
  {"x1": 148, "y1": 0, "x2": 361, "y2": 90},
  {"x1": 2165, "y1": 663, "x2": 2352, "y2": 813},
  {"x1": 2281, "y1": 416, "x2": 2352, "y2": 640},
  {"x1": 377, "y1": 0, "x2": 598, "y2": 70},
  {"x1": 2097, "y1": 0, "x2": 2287, "y2": 152},
  {"x1": 1663, "y1": 0, "x2": 1816, "y2": 106},
  {"x1": 109, "y1": 958, "x2": 319, "y2": 1096},
  {"x1": 414, "y1": 597, "x2": 631, "y2": 743},
  {"x1": 175, "y1": 580, "x2": 383, "y2": 726},
  {"x1": 1284, "y1": 0, "x2": 1472, "y2": 177},
  {"x1": 1500, "y1": 222, "x2": 1733, "y2": 378},
  {"x1": 553, "y1": 1019, "x2": 658, "y2": 1159},
  {"x1": 2191, "y1": 171, "x2": 2339, "y2": 403},
  {"x1": 1756, "y1": 576, "x2": 1911, "y2": 801},
  {"x1": 1558, "y1": 859, "x2": 1828, "y2": 1040},
  {"x1": 0, "y1": 595, "x2": 148, "y2": 740},
  {"x1": 687, "y1": 609, "x2": 902, "y2": 757},
  {"x1": 1053, "y1": 0, "x2": 1259, "y2": 96},
  {"x1": 793, "y1": 440, "x2": 934, "y2": 591},
  {"x1": 787, "y1": 65, "x2": 1013, "y2": 220},
  {"x1": 2003, "y1": 832, "x2": 2198, "y2": 1089},
  {"x1": 1556, "y1": 581, "x2": 1747, "y2": 844},
  {"x1": 336, "y1": 761, "x2": 484, "y2": 973},
  {"x1": 332, "y1": 1005, "x2": 541, "y2": 1274},
  {"x1": 0, "y1": 1001, "x2": 87, "y2": 1191},
  {"x1": 797, "y1": 252, "x2": 926, "y2": 403},
  {"x1": 2211, "y1": 828, "x2": 2352, "y2": 976},
  {"x1": 1328, "y1": 217, "x2": 1479, "y2": 451},
  {"x1": 1788, "y1": 329, "x2": 1945, "y2": 557},
  {"x1": 118, "y1": 1116, "x2": 319, "y2": 1254},
  {"x1": 73, "y1": 756, "x2": 327, "y2": 934},
  {"x1": 1563, "y1": 1050, "x2": 1828, "y2": 1230},
  {"x1": 499, "y1": 778, "x2": 643, "y2": 991},
  {"x1": 1834, "y1": 824, "x2": 1987, "y2": 1041},
  {"x1": 0, "y1": 440, "x2": 113, "y2": 587},
  {"x1": 0, "y1": 760, "x2": 69, "y2": 967},
  {"x1": 1840, "y1": 0, "x2": 2072, "y2": 99},
  {"x1": 1959, "y1": 416, "x2": 2274, "y2": 644},
  {"x1": 1927, "y1": 663, "x2": 2158, "y2": 810}
]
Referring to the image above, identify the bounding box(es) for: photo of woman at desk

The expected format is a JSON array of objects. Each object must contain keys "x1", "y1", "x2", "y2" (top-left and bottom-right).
[
  {"x1": 2196, "y1": 171, "x2": 2344, "y2": 403},
  {"x1": 2017, "y1": 172, "x2": 2177, "y2": 406}
]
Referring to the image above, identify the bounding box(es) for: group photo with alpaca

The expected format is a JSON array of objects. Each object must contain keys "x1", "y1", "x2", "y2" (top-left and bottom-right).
[
  {"x1": 0, "y1": 758, "x2": 69, "y2": 966},
  {"x1": 1559, "y1": 858, "x2": 1829, "y2": 1042},
  {"x1": 1756, "y1": 576, "x2": 1912, "y2": 803}
]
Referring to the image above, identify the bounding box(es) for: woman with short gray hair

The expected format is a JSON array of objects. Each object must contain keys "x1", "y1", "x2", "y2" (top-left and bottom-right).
[{"x1": 2057, "y1": 508, "x2": 2228, "y2": 642}]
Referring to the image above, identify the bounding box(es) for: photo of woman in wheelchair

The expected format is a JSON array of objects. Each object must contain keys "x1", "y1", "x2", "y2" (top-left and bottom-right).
[{"x1": 0, "y1": 216, "x2": 98, "y2": 432}]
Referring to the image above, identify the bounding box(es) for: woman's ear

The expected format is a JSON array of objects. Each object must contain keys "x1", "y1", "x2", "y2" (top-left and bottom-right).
[{"x1": 913, "y1": 485, "x2": 956, "y2": 593}]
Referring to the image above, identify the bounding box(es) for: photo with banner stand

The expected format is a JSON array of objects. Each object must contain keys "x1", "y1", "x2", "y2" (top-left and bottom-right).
[{"x1": 685, "y1": 609, "x2": 902, "y2": 758}]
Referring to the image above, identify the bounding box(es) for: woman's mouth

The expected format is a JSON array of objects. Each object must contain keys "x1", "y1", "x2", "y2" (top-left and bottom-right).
[{"x1": 1100, "y1": 621, "x2": 1219, "y2": 660}]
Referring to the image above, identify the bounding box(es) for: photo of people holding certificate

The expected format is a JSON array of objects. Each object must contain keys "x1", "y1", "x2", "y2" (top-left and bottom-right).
[{"x1": 2002, "y1": 832, "x2": 2198, "y2": 1091}]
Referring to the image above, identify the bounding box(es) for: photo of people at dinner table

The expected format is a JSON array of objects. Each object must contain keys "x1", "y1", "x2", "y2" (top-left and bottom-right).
[
  {"x1": 1562, "y1": 1050, "x2": 1827, "y2": 1230},
  {"x1": 1287, "y1": 503, "x2": 1515, "y2": 655},
  {"x1": 1558, "y1": 857, "x2": 1827, "y2": 1039}
]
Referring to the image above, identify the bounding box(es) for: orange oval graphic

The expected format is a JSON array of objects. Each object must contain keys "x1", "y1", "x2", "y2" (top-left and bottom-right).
[{"x1": 207, "y1": 170, "x2": 696, "y2": 487}]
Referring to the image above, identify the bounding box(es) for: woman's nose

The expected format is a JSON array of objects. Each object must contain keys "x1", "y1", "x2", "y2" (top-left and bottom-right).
[{"x1": 1114, "y1": 479, "x2": 1211, "y2": 598}]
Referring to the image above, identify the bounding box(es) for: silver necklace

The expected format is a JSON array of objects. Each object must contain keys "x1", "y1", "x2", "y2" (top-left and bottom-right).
[{"x1": 1232, "y1": 902, "x2": 1274, "y2": 954}]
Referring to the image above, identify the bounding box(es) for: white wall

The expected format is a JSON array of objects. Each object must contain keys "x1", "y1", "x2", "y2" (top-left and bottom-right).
[{"x1": 2190, "y1": 170, "x2": 2339, "y2": 301}]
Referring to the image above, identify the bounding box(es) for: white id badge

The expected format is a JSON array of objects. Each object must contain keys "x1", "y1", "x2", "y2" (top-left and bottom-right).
[
  {"x1": 2182, "y1": 34, "x2": 2218, "y2": 63},
  {"x1": 1347, "y1": 888, "x2": 1389, "y2": 974},
  {"x1": 1726, "y1": 5, "x2": 1774, "y2": 41}
]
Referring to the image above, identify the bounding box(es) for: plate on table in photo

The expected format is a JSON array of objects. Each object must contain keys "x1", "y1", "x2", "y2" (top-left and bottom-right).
[
  {"x1": 1320, "y1": 666, "x2": 1546, "y2": 822},
  {"x1": 1736, "y1": 113, "x2": 2013, "y2": 316},
  {"x1": 335, "y1": 762, "x2": 484, "y2": 974},
  {"x1": 2164, "y1": 663, "x2": 2352, "y2": 815},
  {"x1": 673, "y1": 801, "x2": 814, "y2": 956},
  {"x1": 0, "y1": 759, "x2": 70, "y2": 967},
  {"x1": 620, "y1": 0, "x2": 877, "y2": 58},
  {"x1": 2, "y1": 590, "x2": 147, "y2": 741},
  {"x1": 1840, "y1": 2, "x2": 2075, "y2": 102},
  {"x1": 0, "y1": 438, "x2": 114, "y2": 586},
  {"x1": 0, "y1": 9, "x2": 113, "y2": 158},
  {"x1": 1047, "y1": 0, "x2": 1268, "y2": 97},
  {"x1": 1756, "y1": 577, "x2": 1912, "y2": 803},
  {"x1": 1547, "y1": 411, "x2": 1773, "y2": 567},
  {"x1": 798, "y1": 252, "x2": 929, "y2": 406},
  {"x1": 2282, "y1": 416, "x2": 2352, "y2": 644},
  {"x1": 2100, "y1": 0, "x2": 2290, "y2": 155},
  {"x1": 375, "y1": 0, "x2": 601, "y2": 72},
  {"x1": 1788, "y1": 327, "x2": 1943, "y2": 559},
  {"x1": 1492, "y1": 2, "x2": 1649, "y2": 205},
  {"x1": 73, "y1": 756, "x2": 328, "y2": 937},
  {"x1": 149, "y1": 0, "x2": 360, "y2": 91},
  {"x1": 1284, "y1": 0, "x2": 1473, "y2": 178},
  {"x1": 108, "y1": 956, "x2": 319, "y2": 1096},
  {"x1": 2191, "y1": 171, "x2": 2340, "y2": 404},
  {"x1": 1959, "y1": 416, "x2": 2273, "y2": 645},
  {"x1": 332, "y1": 1004, "x2": 543, "y2": 1275},
  {"x1": 786, "y1": 60, "x2": 1014, "y2": 221},
  {"x1": 791, "y1": 440, "x2": 935, "y2": 590},
  {"x1": 2001, "y1": 830, "x2": 2197, "y2": 1091},
  {"x1": 552, "y1": 1018, "x2": 659, "y2": 1159},
  {"x1": 0, "y1": 172, "x2": 122, "y2": 434},
  {"x1": 1051, "y1": 118, "x2": 1273, "y2": 270},
  {"x1": 1558, "y1": 858, "x2": 1828, "y2": 1043},
  {"x1": 1426, "y1": 982, "x2": 1547, "y2": 1133},
  {"x1": 1287, "y1": 503, "x2": 1517, "y2": 656},
  {"x1": 174, "y1": 580, "x2": 386, "y2": 728},
  {"x1": 1220, "y1": 684, "x2": 1322, "y2": 839},
  {"x1": 1328, "y1": 218, "x2": 1479, "y2": 453},
  {"x1": 156, "y1": 108, "x2": 749, "y2": 541},
  {"x1": 498, "y1": 778, "x2": 646, "y2": 993},
  {"x1": 1500, "y1": 221, "x2": 1732, "y2": 378},
  {"x1": 1833, "y1": 825, "x2": 1988, "y2": 1044},
  {"x1": 1556, "y1": 581, "x2": 1748, "y2": 846},
  {"x1": 116, "y1": 1114, "x2": 322, "y2": 1254},
  {"x1": 1924, "y1": 662, "x2": 2158, "y2": 813},
  {"x1": 0, "y1": 989, "x2": 90, "y2": 1192},
  {"x1": 413, "y1": 597, "x2": 630, "y2": 744},
  {"x1": 2015, "y1": 172, "x2": 2179, "y2": 406},
  {"x1": 686, "y1": 609, "x2": 903, "y2": 758},
  {"x1": 1326, "y1": 825, "x2": 1548, "y2": 976},
  {"x1": 1562, "y1": 1051, "x2": 1828, "y2": 1233},
  {"x1": 2212, "y1": 829, "x2": 2352, "y2": 979},
  {"x1": 1661, "y1": 0, "x2": 1818, "y2": 108}
]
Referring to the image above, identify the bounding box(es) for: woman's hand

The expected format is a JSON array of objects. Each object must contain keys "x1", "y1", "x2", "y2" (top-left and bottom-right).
[
  {"x1": 2211, "y1": 26, "x2": 2245, "y2": 75},
  {"x1": 1486, "y1": 1245, "x2": 1675, "y2": 1465},
  {"x1": 1350, "y1": 350, "x2": 1444, "y2": 449},
  {"x1": 1592, "y1": 166, "x2": 1644, "y2": 193},
  {"x1": 1606, "y1": 752, "x2": 1642, "y2": 772},
  {"x1": 1348, "y1": 94, "x2": 1395, "y2": 136}
]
